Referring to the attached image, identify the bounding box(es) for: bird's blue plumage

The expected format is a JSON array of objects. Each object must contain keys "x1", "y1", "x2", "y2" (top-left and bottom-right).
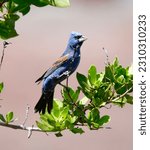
[{"x1": 35, "y1": 32, "x2": 87, "y2": 114}]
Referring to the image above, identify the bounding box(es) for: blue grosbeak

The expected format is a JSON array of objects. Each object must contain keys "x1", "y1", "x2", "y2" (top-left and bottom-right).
[{"x1": 35, "y1": 32, "x2": 87, "y2": 114}]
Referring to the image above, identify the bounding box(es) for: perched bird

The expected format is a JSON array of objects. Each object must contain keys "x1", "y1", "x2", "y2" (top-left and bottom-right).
[{"x1": 35, "y1": 32, "x2": 87, "y2": 114}]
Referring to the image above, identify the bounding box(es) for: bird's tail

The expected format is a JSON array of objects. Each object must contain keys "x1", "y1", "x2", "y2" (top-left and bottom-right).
[{"x1": 34, "y1": 91, "x2": 54, "y2": 114}]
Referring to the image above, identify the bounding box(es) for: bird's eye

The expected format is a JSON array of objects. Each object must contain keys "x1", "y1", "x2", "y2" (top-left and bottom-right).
[{"x1": 75, "y1": 35, "x2": 82, "y2": 39}]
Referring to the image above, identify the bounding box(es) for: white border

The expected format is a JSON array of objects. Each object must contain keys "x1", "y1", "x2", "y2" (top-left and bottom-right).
[{"x1": 133, "y1": 0, "x2": 150, "y2": 149}]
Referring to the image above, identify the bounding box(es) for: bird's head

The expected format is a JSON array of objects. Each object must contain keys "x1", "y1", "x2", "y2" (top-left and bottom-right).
[{"x1": 68, "y1": 31, "x2": 87, "y2": 50}]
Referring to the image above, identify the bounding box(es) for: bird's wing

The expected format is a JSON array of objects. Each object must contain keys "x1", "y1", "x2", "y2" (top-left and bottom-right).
[{"x1": 35, "y1": 54, "x2": 69, "y2": 83}]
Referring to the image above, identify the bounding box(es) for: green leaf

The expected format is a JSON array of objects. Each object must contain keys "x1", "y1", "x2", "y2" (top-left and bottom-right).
[
  {"x1": 59, "y1": 106, "x2": 69, "y2": 121},
  {"x1": 73, "y1": 105, "x2": 85, "y2": 122},
  {"x1": 0, "y1": 113, "x2": 6, "y2": 122},
  {"x1": 95, "y1": 73, "x2": 104, "y2": 87},
  {"x1": 112, "y1": 97, "x2": 128, "y2": 108},
  {"x1": 70, "y1": 127, "x2": 84, "y2": 134},
  {"x1": 37, "y1": 113, "x2": 56, "y2": 131},
  {"x1": 114, "y1": 82, "x2": 128, "y2": 94},
  {"x1": 0, "y1": 82, "x2": 4, "y2": 93},
  {"x1": 0, "y1": 22, "x2": 18, "y2": 39},
  {"x1": 128, "y1": 64, "x2": 133, "y2": 75},
  {"x1": 28, "y1": 0, "x2": 48, "y2": 7},
  {"x1": 51, "y1": 107, "x2": 60, "y2": 120},
  {"x1": 88, "y1": 65, "x2": 97, "y2": 85},
  {"x1": 77, "y1": 72, "x2": 88, "y2": 88},
  {"x1": 49, "y1": 0, "x2": 70, "y2": 7},
  {"x1": 19, "y1": 5, "x2": 30, "y2": 15},
  {"x1": 92, "y1": 122, "x2": 100, "y2": 129},
  {"x1": 117, "y1": 75, "x2": 125, "y2": 84},
  {"x1": 115, "y1": 67, "x2": 127, "y2": 80},
  {"x1": 55, "y1": 132, "x2": 63, "y2": 137},
  {"x1": 113, "y1": 57, "x2": 119, "y2": 69},
  {"x1": 88, "y1": 108, "x2": 100, "y2": 123},
  {"x1": 87, "y1": 109, "x2": 110, "y2": 129},
  {"x1": 12, "y1": 0, "x2": 28, "y2": 5},
  {"x1": 67, "y1": 116, "x2": 77, "y2": 124},
  {"x1": 0, "y1": 0, "x2": 6, "y2": 3},
  {"x1": 126, "y1": 65, "x2": 133, "y2": 77},
  {"x1": 29, "y1": 0, "x2": 70, "y2": 8},
  {"x1": 11, "y1": 4, "x2": 31, "y2": 15},
  {"x1": 104, "y1": 65, "x2": 114, "y2": 82},
  {"x1": 37, "y1": 99, "x2": 74, "y2": 133},
  {"x1": 98, "y1": 115, "x2": 110, "y2": 126},
  {"x1": 0, "y1": 14, "x2": 19, "y2": 39},
  {"x1": 41, "y1": 113, "x2": 55, "y2": 124},
  {"x1": 6, "y1": 112, "x2": 14, "y2": 123},
  {"x1": 53, "y1": 99, "x2": 63, "y2": 109},
  {"x1": 76, "y1": 72, "x2": 91, "y2": 97},
  {"x1": 72, "y1": 87, "x2": 80, "y2": 102},
  {"x1": 63, "y1": 87, "x2": 80, "y2": 103},
  {"x1": 125, "y1": 94, "x2": 133, "y2": 104},
  {"x1": 47, "y1": 118, "x2": 56, "y2": 127},
  {"x1": 51, "y1": 100, "x2": 64, "y2": 120},
  {"x1": 36, "y1": 121, "x2": 54, "y2": 131},
  {"x1": 63, "y1": 87, "x2": 74, "y2": 101}
]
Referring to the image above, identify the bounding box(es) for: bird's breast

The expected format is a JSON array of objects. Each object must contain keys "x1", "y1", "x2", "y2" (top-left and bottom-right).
[{"x1": 67, "y1": 52, "x2": 80, "y2": 72}]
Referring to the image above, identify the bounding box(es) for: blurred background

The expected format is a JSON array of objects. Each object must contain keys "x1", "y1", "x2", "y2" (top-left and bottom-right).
[{"x1": 0, "y1": 0, "x2": 132, "y2": 150}]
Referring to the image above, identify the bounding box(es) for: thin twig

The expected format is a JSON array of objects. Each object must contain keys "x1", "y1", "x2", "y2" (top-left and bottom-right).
[
  {"x1": 66, "y1": 76, "x2": 69, "y2": 87},
  {"x1": 59, "y1": 82, "x2": 75, "y2": 105},
  {"x1": 0, "y1": 41, "x2": 11, "y2": 71},
  {"x1": 111, "y1": 87, "x2": 132, "y2": 102},
  {"x1": 60, "y1": 84, "x2": 80, "y2": 109},
  {"x1": 103, "y1": 105, "x2": 112, "y2": 109},
  {"x1": 22, "y1": 104, "x2": 30, "y2": 127},
  {"x1": 59, "y1": 81, "x2": 83, "y2": 112},
  {"x1": 101, "y1": 87, "x2": 133, "y2": 107},
  {"x1": 102, "y1": 47, "x2": 110, "y2": 65}
]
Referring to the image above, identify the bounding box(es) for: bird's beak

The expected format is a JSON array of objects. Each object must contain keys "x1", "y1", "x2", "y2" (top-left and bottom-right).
[{"x1": 79, "y1": 35, "x2": 87, "y2": 42}]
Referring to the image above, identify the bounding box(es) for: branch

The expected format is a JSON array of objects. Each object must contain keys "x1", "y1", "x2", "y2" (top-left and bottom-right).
[
  {"x1": 59, "y1": 81, "x2": 81, "y2": 109},
  {"x1": 111, "y1": 87, "x2": 133, "y2": 102},
  {"x1": 22, "y1": 104, "x2": 30, "y2": 126},
  {"x1": 0, "y1": 121, "x2": 43, "y2": 138},
  {"x1": 102, "y1": 47, "x2": 110, "y2": 65},
  {"x1": 0, "y1": 41, "x2": 11, "y2": 71},
  {"x1": 0, "y1": 105, "x2": 47, "y2": 138}
]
